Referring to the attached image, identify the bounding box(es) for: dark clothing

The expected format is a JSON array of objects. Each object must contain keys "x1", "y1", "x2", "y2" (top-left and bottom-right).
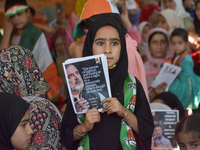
[
  {"x1": 60, "y1": 78, "x2": 154, "y2": 150},
  {"x1": 0, "y1": 93, "x2": 29, "y2": 149}
]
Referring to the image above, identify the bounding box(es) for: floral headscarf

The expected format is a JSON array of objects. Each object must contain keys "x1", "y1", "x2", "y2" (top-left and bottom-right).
[
  {"x1": 144, "y1": 28, "x2": 173, "y2": 89},
  {"x1": 0, "y1": 46, "x2": 50, "y2": 97}
]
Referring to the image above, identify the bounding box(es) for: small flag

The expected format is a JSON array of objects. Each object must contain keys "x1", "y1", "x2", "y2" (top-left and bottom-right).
[{"x1": 96, "y1": 58, "x2": 101, "y2": 64}]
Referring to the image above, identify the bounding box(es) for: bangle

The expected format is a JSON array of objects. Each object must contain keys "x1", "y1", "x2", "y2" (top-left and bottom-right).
[{"x1": 74, "y1": 125, "x2": 86, "y2": 137}]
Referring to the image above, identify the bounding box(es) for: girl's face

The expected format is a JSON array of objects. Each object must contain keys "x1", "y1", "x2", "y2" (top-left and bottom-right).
[
  {"x1": 149, "y1": 33, "x2": 168, "y2": 59},
  {"x1": 157, "y1": 15, "x2": 169, "y2": 32},
  {"x1": 163, "y1": 0, "x2": 176, "y2": 10},
  {"x1": 11, "y1": 110, "x2": 33, "y2": 150},
  {"x1": 176, "y1": 132, "x2": 200, "y2": 150},
  {"x1": 171, "y1": 36, "x2": 187, "y2": 56},
  {"x1": 195, "y1": 3, "x2": 200, "y2": 20},
  {"x1": 10, "y1": 11, "x2": 30, "y2": 30},
  {"x1": 142, "y1": 24, "x2": 151, "y2": 42},
  {"x1": 93, "y1": 25, "x2": 121, "y2": 68}
]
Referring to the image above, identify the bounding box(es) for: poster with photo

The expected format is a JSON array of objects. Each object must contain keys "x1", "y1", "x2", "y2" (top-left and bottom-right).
[
  {"x1": 151, "y1": 110, "x2": 179, "y2": 149},
  {"x1": 63, "y1": 54, "x2": 111, "y2": 114}
]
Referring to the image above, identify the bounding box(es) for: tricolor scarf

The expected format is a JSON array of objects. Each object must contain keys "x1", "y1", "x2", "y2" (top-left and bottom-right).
[
  {"x1": 77, "y1": 74, "x2": 137, "y2": 150},
  {"x1": 5, "y1": 5, "x2": 28, "y2": 17},
  {"x1": 11, "y1": 22, "x2": 42, "y2": 51},
  {"x1": 168, "y1": 50, "x2": 189, "y2": 66}
]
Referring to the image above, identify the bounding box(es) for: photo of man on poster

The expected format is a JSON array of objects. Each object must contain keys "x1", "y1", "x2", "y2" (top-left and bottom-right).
[
  {"x1": 153, "y1": 125, "x2": 172, "y2": 148},
  {"x1": 66, "y1": 64, "x2": 105, "y2": 113}
]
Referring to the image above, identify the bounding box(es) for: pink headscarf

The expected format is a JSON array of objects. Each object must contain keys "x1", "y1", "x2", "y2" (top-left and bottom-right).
[{"x1": 144, "y1": 28, "x2": 173, "y2": 89}]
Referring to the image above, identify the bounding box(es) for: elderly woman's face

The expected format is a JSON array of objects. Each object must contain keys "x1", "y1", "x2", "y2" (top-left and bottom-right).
[
  {"x1": 163, "y1": 0, "x2": 176, "y2": 10},
  {"x1": 149, "y1": 33, "x2": 168, "y2": 59}
]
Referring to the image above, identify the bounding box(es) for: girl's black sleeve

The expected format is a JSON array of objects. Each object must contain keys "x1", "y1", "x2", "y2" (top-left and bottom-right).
[
  {"x1": 60, "y1": 99, "x2": 80, "y2": 150},
  {"x1": 134, "y1": 77, "x2": 154, "y2": 150}
]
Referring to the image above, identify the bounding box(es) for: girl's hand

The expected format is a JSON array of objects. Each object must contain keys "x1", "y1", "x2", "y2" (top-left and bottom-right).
[
  {"x1": 101, "y1": 97, "x2": 126, "y2": 117},
  {"x1": 82, "y1": 108, "x2": 100, "y2": 132}
]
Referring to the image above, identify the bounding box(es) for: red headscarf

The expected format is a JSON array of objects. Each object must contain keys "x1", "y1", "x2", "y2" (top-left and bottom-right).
[{"x1": 139, "y1": 4, "x2": 161, "y2": 23}]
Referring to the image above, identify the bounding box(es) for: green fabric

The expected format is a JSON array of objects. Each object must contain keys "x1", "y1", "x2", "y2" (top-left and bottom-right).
[
  {"x1": 169, "y1": 54, "x2": 200, "y2": 110},
  {"x1": 78, "y1": 74, "x2": 137, "y2": 149},
  {"x1": 39, "y1": 6, "x2": 57, "y2": 24},
  {"x1": 17, "y1": 22, "x2": 42, "y2": 51}
]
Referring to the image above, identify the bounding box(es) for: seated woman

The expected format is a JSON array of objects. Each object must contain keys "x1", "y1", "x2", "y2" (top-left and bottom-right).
[
  {"x1": 160, "y1": 0, "x2": 195, "y2": 35},
  {"x1": 0, "y1": 46, "x2": 62, "y2": 149},
  {"x1": 151, "y1": 92, "x2": 185, "y2": 119},
  {"x1": 157, "y1": 9, "x2": 179, "y2": 35},
  {"x1": 144, "y1": 28, "x2": 173, "y2": 100},
  {"x1": 60, "y1": 15, "x2": 154, "y2": 150},
  {"x1": 138, "y1": 21, "x2": 152, "y2": 62},
  {"x1": 0, "y1": 92, "x2": 33, "y2": 149}
]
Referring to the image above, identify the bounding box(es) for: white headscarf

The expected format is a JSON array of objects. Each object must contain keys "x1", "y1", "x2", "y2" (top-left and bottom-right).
[
  {"x1": 161, "y1": 0, "x2": 190, "y2": 19},
  {"x1": 159, "y1": 9, "x2": 180, "y2": 34},
  {"x1": 137, "y1": 21, "x2": 152, "y2": 35}
]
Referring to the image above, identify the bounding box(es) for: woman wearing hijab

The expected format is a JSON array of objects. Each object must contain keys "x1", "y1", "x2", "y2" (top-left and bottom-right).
[
  {"x1": 0, "y1": 46, "x2": 62, "y2": 149},
  {"x1": 160, "y1": 0, "x2": 195, "y2": 33},
  {"x1": 157, "y1": 9, "x2": 179, "y2": 35},
  {"x1": 0, "y1": 92, "x2": 33, "y2": 150},
  {"x1": 152, "y1": 92, "x2": 185, "y2": 119},
  {"x1": 60, "y1": 15, "x2": 154, "y2": 150},
  {"x1": 144, "y1": 28, "x2": 173, "y2": 100},
  {"x1": 137, "y1": 21, "x2": 152, "y2": 62}
]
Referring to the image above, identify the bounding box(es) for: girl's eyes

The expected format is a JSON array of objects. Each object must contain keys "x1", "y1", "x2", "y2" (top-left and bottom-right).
[
  {"x1": 21, "y1": 123, "x2": 27, "y2": 127},
  {"x1": 192, "y1": 144, "x2": 198, "y2": 147},
  {"x1": 97, "y1": 42, "x2": 104, "y2": 46},
  {"x1": 111, "y1": 42, "x2": 119, "y2": 46},
  {"x1": 179, "y1": 144, "x2": 185, "y2": 149}
]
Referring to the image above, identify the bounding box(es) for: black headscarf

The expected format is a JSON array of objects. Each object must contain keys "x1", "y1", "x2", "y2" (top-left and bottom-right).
[
  {"x1": 0, "y1": 92, "x2": 30, "y2": 149},
  {"x1": 194, "y1": 1, "x2": 200, "y2": 35},
  {"x1": 83, "y1": 14, "x2": 128, "y2": 105},
  {"x1": 153, "y1": 92, "x2": 185, "y2": 119}
]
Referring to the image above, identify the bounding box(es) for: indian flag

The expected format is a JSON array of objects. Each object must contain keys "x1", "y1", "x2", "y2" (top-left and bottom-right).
[
  {"x1": 96, "y1": 58, "x2": 101, "y2": 64},
  {"x1": 5, "y1": 5, "x2": 28, "y2": 17}
]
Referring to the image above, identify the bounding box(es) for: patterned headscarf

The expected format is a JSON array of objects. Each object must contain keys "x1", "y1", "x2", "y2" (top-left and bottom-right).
[
  {"x1": 0, "y1": 46, "x2": 50, "y2": 97},
  {"x1": 144, "y1": 28, "x2": 173, "y2": 89}
]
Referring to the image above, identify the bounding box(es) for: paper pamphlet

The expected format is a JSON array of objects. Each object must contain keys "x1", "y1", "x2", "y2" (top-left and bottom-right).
[
  {"x1": 151, "y1": 110, "x2": 179, "y2": 149},
  {"x1": 62, "y1": 54, "x2": 111, "y2": 114},
  {"x1": 151, "y1": 63, "x2": 182, "y2": 91}
]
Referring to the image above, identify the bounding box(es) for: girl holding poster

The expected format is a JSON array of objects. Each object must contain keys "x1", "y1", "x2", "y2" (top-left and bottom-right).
[{"x1": 60, "y1": 14, "x2": 154, "y2": 150}]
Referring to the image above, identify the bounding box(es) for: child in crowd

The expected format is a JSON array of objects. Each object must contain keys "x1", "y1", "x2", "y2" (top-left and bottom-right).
[
  {"x1": 175, "y1": 113, "x2": 200, "y2": 149},
  {"x1": 1, "y1": 0, "x2": 63, "y2": 101},
  {"x1": 60, "y1": 15, "x2": 154, "y2": 150},
  {"x1": 168, "y1": 28, "x2": 200, "y2": 114},
  {"x1": 0, "y1": 93, "x2": 33, "y2": 149},
  {"x1": 137, "y1": 21, "x2": 152, "y2": 62}
]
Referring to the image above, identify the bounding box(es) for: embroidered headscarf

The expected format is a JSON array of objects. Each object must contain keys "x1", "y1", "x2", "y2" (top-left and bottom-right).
[
  {"x1": 0, "y1": 93, "x2": 30, "y2": 150},
  {"x1": 144, "y1": 28, "x2": 173, "y2": 89},
  {"x1": 0, "y1": 46, "x2": 50, "y2": 97}
]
